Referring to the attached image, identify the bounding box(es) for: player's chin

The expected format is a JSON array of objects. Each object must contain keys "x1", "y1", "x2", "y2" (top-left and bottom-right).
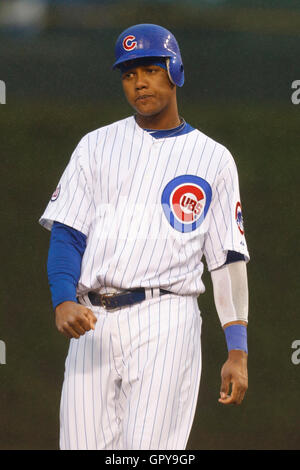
[
  {"x1": 134, "y1": 103, "x2": 161, "y2": 117},
  {"x1": 133, "y1": 98, "x2": 158, "y2": 114}
]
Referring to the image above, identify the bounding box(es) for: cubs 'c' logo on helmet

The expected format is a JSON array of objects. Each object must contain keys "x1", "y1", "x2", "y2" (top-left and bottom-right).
[
  {"x1": 161, "y1": 175, "x2": 212, "y2": 233},
  {"x1": 123, "y1": 35, "x2": 137, "y2": 51}
]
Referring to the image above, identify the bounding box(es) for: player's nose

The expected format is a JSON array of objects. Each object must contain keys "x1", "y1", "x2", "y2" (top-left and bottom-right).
[{"x1": 135, "y1": 69, "x2": 148, "y2": 89}]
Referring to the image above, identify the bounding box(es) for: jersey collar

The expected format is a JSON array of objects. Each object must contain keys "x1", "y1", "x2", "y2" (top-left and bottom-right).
[{"x1": 134, "y1": 116, "x2": 195, "y2": 140}]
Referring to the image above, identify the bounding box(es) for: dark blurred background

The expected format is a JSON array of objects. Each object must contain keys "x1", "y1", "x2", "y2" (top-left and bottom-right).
[{"x1": 0, "y1": 0, "x2": 299, "y2": 450}]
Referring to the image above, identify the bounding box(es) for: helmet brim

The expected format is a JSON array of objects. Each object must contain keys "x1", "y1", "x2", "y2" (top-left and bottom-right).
[{"x1": 112, "y1": 50, "x2": 173, "y2": 69}]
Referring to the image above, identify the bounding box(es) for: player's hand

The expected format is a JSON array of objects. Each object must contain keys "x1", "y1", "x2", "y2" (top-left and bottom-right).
[
  {"x1": 218, "y1": 349, "x2": 248, "y2": 405},
  {"x1": 55, "y1": 301, "x2": 97, "y2": 339}
]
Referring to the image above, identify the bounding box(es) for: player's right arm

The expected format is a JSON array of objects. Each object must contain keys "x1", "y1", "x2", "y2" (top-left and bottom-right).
[
  {"x1": 39, "y1": 133, "x2": 98, "y2": 338},
  {"x1": 47, "y1": 222, "x2": 97, "y2": 339}
]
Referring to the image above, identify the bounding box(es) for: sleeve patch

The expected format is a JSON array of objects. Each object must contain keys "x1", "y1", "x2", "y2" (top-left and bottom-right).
[
  {"x1": 51, "y1": 184, "x2": 61, "y2": 202},
  {"x1": 235, "y1": 201, "x2": 244, "y2": 235}
]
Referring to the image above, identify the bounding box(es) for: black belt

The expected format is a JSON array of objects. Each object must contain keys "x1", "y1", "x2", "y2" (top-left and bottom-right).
[{"x1": 87, "y1": 288, "x2": 171, "y2": 311}]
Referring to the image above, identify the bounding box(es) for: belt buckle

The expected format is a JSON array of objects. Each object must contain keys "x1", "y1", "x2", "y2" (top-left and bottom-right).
[{"x1": 100, "y1": 292, "x2": 119, "y2": 311}]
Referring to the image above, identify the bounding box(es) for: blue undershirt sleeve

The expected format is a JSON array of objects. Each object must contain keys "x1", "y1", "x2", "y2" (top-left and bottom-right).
[
  {"x1": 47, "y1": 222, "x2": 87, "y2": 310},
  {"x1": 225, "y1": 250, "x2": 245, "y2": 265}
]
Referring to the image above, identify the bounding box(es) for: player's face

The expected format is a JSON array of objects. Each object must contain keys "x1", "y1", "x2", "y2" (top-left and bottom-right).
[{"x1": 121, "y1": 64, "x2": 178, "y2": 128}]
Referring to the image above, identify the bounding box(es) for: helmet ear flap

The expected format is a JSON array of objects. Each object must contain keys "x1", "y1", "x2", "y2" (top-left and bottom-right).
[{"x1": 166, "y1": 57, "x2": 185, "y2": 88}]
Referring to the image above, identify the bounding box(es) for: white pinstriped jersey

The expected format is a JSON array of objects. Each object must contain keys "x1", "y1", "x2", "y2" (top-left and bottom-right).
[{"x1": 39, "y1": 115, "x2": 249, "y2": 297}]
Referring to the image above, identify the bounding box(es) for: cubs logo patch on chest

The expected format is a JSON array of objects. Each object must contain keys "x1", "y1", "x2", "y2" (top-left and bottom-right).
[{"x1": 161, "y1": 175, "x2": 212, "y2": 233}]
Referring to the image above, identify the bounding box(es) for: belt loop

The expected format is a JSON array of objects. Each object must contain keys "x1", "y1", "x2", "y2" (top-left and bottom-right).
[
  {"x1": 145, "y1": 288, "x2": 152, "y2": 301},
  {"x1": 152, "y1": 288, "x2": 160, "y2": 298}
]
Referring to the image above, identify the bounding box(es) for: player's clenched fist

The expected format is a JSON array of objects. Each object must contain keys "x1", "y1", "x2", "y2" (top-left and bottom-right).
[{"x1": 55, "y1": 301, "x2": 97, "y2": 339}]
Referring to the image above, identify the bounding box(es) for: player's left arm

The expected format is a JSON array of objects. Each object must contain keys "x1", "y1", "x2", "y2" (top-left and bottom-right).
[{"x1": 211, "y1": 256, "x2": 249, "y2": 405}]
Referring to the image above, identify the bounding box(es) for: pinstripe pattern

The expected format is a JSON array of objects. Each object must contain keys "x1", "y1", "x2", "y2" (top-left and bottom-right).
[
  {"x1": 40, "y1": 115, "x2": 249, "y2": 450},
  {"x1": 40, "y1": 116, "x2": 249, "y2": 294},
  {"x1": 59, "y1": 294, "x2": 201, "y2": 450}
]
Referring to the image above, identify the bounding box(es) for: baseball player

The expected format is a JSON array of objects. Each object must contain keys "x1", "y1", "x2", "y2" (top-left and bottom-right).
[{"x1": 39, "y1": 24, "x2": 250, "y2": 450}]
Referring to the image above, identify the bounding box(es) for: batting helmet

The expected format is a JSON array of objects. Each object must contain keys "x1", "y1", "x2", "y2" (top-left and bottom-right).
[{"x1": 113, "y1": 24, "x2": 184, "y2": 87}]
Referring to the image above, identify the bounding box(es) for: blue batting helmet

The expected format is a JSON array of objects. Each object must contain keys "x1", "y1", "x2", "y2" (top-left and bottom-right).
[{"x1": 113, "y1": 24, "x2": 184, "y2": 87}]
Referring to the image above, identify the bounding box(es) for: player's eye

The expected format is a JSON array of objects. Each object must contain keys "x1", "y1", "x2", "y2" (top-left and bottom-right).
[{"x1": 122, "y1": 72, "x2": 134, "y2": 80}]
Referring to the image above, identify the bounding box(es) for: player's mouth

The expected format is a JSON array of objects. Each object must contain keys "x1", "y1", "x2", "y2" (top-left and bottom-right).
[{"x1": 135, "y1": 94, "x2": 154, "y2": 102}]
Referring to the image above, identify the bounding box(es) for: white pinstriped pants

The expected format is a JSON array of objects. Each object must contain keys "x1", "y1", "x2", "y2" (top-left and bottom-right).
[{"x1": 59, "y1": 293, "x2": 202, "y2": 450}]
